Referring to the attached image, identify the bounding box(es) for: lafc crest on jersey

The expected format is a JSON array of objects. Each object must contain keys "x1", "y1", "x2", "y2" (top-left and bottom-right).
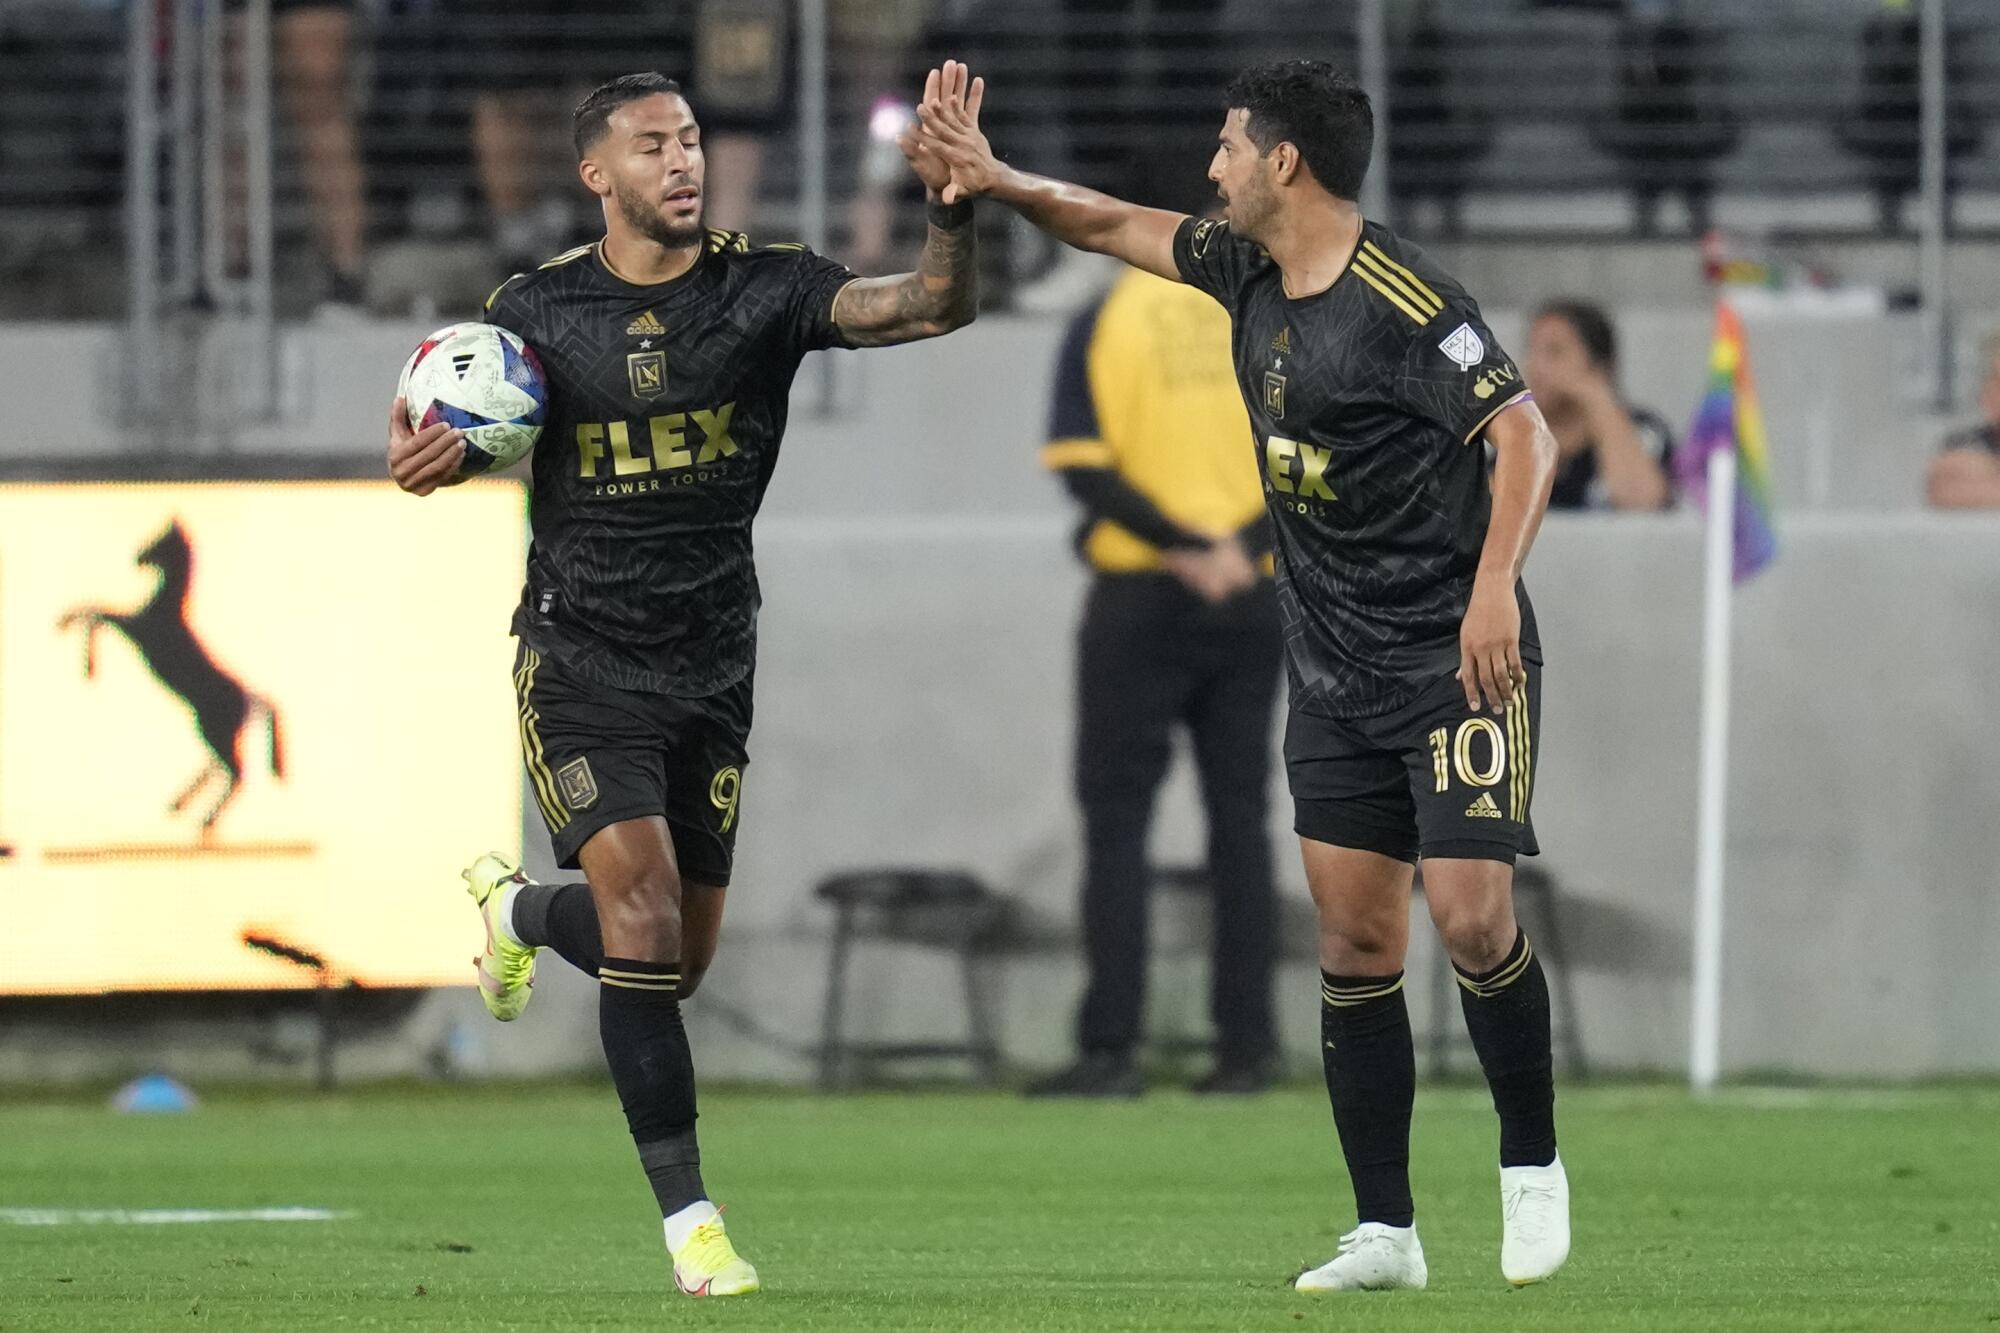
[{"x1": 628, "y1": 350, "x2": 666, "y2": 399}]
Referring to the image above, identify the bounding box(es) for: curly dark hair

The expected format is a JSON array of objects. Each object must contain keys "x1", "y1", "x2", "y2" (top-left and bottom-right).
[
  {"x1": 1223, "y1": 60, "x2": 1374, "y2": 200},
  {"x1": 1534, "y1": 299, "x2": 1619, "y2": 374},
  {"x1": 574, "y1": 72, "x2": 686, "y2": 158}
]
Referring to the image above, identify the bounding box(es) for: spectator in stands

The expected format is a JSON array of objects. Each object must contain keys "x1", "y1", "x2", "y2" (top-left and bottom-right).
[
  {"x1": 453, "y1": 2, "x2": 787, "y2": 266},
  {"x1": 837, "y1": 0, "x2": 935, "y2": 273},
  {"x1": 685, "y1": 0, "x2": 793, "y2": 233},
  {"x1": 1838, "y1": 0, "x2": 1982, "y2": 235},
  {"x1": 453, "y1": 1, "x2": 687, "y2": 271},
  {"x1": 1028, "y1": 240, "x2": 1281, "y2": 1100},
  {"x1": 1926, "y1": 333, "x2": 2000, "y2": 509},
  {"x1": 1594, "y1": 10, "x2": 1735, "y2": 237},
  {"x1": 1524, "y1": 300, "x2": 1675, "y2": 511},
  {"x1": 1017, "y1": 0, "x2": 1226, "y2": 309},
  {"x1": 1387, "y1": 0, "x2": 1491, "y2": 236},
  {"x1": 270, "y1": 0, "x2": 368, "y2": 308}
]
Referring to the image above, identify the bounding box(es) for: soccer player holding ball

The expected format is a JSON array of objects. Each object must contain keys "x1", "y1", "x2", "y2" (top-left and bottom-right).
[
  {"x1": 914, "y1": 59, "x2": 1568, "y2": 1290},
  {"x1": 386, "y1": 68, "x2": 980, "y2": 1298}
]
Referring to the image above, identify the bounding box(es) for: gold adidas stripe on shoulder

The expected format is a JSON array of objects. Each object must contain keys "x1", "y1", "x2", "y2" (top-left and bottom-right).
[
  {"x1": 537, "y1": 244, "x2": 593, "y2": 270},
  {"x1": 483, "y1": 274, "x2": 524, "y2": 312},
  {"x1": 704, "y1": 228, "x2": 751, "y2": 254},
  {"x1": 1359, "y1": 242, "x2": 1443, "y2": 311},
  {"x1": 1352, "y1": 249, "x2": 1443, "y2": 327},
  {"x1": 1353, "y1": 264, "x2": 1432, "y2": 325}
]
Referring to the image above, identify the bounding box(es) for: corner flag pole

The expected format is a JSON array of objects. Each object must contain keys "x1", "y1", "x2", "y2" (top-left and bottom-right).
[{"x1": 1689, "y1": 447, "x2": 1736, "y2": 1094}]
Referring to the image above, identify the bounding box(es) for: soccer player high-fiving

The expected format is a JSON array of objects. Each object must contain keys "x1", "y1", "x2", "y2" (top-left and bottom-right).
[
  {"x1": 386, "y1": 66, "x2": 980, "y2": 1299},
  {"x1": 914, "y1": 59, "x2": 1568, "y2": 1291}
]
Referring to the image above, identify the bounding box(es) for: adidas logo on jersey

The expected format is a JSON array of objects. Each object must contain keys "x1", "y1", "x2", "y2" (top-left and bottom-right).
[
  {"x1": 1465, "y1": 792, "x2": 1503, "y2": 819},
  {"x1": 1271, "y1": 326, "x2": 1294, "y2": 356},
  {"x1": 625, "y1": 310, "x2": 665, "y2": 336}
]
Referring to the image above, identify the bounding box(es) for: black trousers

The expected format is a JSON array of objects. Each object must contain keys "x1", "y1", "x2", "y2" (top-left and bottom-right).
[{"x1": 1073, "y1": 573, "x2": 1282, "y2": 1063}]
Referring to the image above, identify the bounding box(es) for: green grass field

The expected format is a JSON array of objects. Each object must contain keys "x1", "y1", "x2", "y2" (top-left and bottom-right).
[{"x1": 3, "y1": 1082, "x2": 1998, "y2": 1331}]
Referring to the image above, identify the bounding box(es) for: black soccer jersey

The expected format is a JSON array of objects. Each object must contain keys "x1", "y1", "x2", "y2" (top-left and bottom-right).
[
  {"x1": 485, "y1": 230, "x2": 857, "y2": 697},
  {"x1": 1172, "y1": 215, "x2": 1540, "y2": 720}
]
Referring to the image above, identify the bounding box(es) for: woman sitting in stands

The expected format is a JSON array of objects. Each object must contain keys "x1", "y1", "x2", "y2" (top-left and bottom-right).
[
  {"x1": 1524, "y1": 299, "x2": 1675, "y2": 511},
  {"x1": 1926, "y1": 332, "x2": 2000, "y2": 510}
]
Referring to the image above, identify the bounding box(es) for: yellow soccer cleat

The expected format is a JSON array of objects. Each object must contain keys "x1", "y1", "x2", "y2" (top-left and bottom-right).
[
  {"x1": 671, "y1": 1213, "x2": 761, "y2": 1298},
  {"x1": 462, "y1": 851, "x2": 539, "y2": 1022}
]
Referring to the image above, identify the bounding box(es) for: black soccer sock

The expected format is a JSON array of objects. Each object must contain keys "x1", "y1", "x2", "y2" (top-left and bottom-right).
[
  {"x1": 1455, "y1": 929, "x2": 1558, "y2": 1169},
  {"x1": 1320, "y1": 971, "x2": 1417, "y2": 1228},
  {"x1": 598, "y1": 957, "x2": 706, "y2": 1218},
  {"x1": 510, "y1": 881, "x2": 605, "y2": 977}
]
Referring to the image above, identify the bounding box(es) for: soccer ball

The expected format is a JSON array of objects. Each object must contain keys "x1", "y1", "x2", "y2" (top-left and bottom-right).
[{"x1": 397, "y1": 322, "x2": 547, "y2": 476}]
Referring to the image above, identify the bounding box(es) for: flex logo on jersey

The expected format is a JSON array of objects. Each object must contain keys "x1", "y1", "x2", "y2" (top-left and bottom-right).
[
  {"x1": 1188, "y1": 218, "x2": 1224, "y2": 257},
  {"x1": 575, "y1": 403, "x2": 740, "y2": 487},
  {"x1": 1265, "y1": 435, "x2": 1336, "y2": 503},
  {"x1": 1473, "y1": 362, "x2": 1521, "y2": 400}
]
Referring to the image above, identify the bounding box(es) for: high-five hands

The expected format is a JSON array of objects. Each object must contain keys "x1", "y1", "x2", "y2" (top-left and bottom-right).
[{"x1": 912, "y1": 60, "x2": 996, "y2": 206}]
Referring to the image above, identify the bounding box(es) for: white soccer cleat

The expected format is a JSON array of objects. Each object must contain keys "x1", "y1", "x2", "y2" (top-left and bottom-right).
[
  {"x1": 1295, "y1": 1221, "x2": 1428, "y2": 1292},
  {"x1": 1500, "y1": 1153, "x2": 1570, "y2": 1285}
]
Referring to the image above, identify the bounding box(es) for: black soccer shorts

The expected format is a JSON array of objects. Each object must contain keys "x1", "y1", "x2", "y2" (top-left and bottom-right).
[
  {"x1": 1285, "y1": 666, "x2": 1541, "y2": 865},
  {"x1": 512, "y1": 641, "x2": 750, "y2": 885}
]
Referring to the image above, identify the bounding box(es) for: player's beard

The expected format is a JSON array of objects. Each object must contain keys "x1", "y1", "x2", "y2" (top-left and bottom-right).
[
  {"x1": 613, "y1": 177, "x2": 705, "y2": 249},
  {"x1": 1225, "y1": 174, "x2": 1278, "y2": 243}
]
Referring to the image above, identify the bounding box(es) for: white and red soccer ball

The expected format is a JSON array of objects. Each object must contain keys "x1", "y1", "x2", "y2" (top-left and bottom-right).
[{"x1": 397, "y1": 322, "x2": 548, "y2": 476}]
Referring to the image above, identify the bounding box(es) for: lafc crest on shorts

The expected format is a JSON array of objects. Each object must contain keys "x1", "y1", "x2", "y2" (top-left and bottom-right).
[{"x1": 557, "y1": 756, "x2": 600, "y2": 811}]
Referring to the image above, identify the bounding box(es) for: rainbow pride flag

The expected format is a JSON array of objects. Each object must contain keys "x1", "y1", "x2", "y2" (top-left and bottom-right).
[{"x1": 1677, "y1": 301, "x2": 1777, "y2": 583}]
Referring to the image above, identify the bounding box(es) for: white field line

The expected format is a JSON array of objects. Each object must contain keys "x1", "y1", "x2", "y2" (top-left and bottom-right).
[
  {"x1": 1411, "y1": 1086, "x2": 2000, "y2": 1113},
  {"x1": 0, "y1": 1207, "x2": 351, "y2": 1226}
]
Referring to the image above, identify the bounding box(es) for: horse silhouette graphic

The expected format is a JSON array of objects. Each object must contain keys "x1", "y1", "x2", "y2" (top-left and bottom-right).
[{"x1": 58, "y1": 521, "x2": 285, "y2": 837}]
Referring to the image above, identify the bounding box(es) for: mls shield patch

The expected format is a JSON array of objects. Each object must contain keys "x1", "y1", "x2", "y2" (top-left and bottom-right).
[
  {"x1": 1438, "y1": 322, "x2": 1485, "y2": 369},
  {"x1": 557, "y1": 756, "x2": 599, "y2": 811}
]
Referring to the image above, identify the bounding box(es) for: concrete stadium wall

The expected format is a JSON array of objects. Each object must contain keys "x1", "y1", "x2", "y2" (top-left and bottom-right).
[
  {"x1": 0, "y1": 300, "x2": 1974, "y2": 510},
  {"x1": 2, "y1": 311, "x2": 1997, "y2": 1085}
]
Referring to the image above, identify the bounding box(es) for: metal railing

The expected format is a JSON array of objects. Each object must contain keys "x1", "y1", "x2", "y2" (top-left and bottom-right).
[{"x1": 1, "y1": 0, "x2": 1993, "y2": 325}]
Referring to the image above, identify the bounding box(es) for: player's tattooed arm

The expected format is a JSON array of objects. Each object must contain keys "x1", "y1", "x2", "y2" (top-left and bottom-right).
[
  {"x1": 830, "y1": 63, "x2": 981, "y2": 347},
  {"x1": 914, "y1": 59, "x2": 1183, "y2": 282},
  {"x1": 1460, "y1": 400, "x2": 1558, "y2": 714},
  {"x1": 829, "y1": 209, "x2": 979, "y2": 347}
]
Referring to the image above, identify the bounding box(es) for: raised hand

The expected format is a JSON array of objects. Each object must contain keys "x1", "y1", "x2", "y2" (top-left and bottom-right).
[
  {"x1": 914, "y1": 60, "x2": 996, "y2": 205},
  {"x1": 883, "y1": 81, "x2": 953, "y2": 197}
]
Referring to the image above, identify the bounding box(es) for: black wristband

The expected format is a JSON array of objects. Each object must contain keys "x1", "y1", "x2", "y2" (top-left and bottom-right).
[{"x1": 927, "y1": 197, "x2": 974, "y2": 229}]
